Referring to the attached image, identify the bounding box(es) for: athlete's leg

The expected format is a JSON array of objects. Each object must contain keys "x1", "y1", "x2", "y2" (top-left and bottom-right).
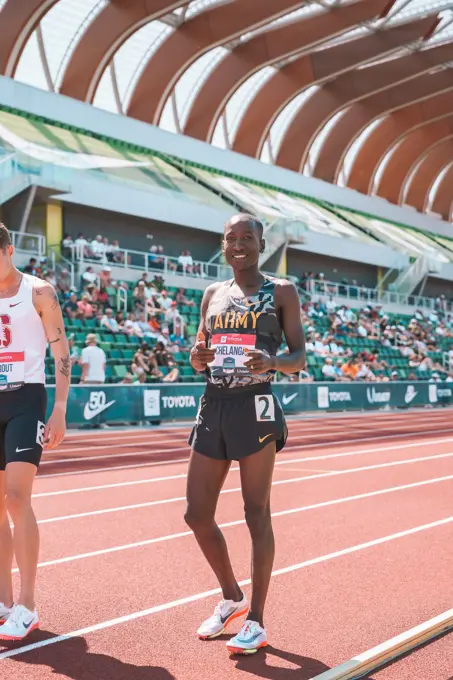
[
  {"x1": 0, "y1": 470, "x2": 13, "y2": 607},
  {"x1": 185, "y1": 451, "x2": 242, "y2": 602},
  {"x1": 5, "y1": 462, "x2": 38, "y2": 611},
  {"x1": 239, "y1": 442, "x2": 276, "y2": 626}
]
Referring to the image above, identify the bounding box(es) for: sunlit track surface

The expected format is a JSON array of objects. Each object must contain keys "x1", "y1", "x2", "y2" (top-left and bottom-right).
[
  {"x1": 38, "y1": 408, "x2": 453, "y2": 476},
  {"x1": 1, "y1": 408, "x2": 452, "y2": 680}
]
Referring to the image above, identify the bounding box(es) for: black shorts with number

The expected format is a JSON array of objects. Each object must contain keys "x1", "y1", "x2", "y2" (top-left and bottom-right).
[
  {"x1": 0, "y1": 384, "x2": 47, "y2": 471},
  {"x1": 189, "y1": 382, "x2": 287, "y2": 461}
]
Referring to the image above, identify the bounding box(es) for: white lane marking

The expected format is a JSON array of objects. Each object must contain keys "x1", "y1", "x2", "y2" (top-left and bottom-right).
[
  {"x1": 36, "y1": 428, "x2": 453, "y2": 478},
  {"x1": 33, "y1": 471, "x2": 453, "y2": 527},
  {"x1": 24, "y1": 472, "x2": 453, "y2": 566},
  {"x1": 59, "y1": 408, "x2": 453, "y2": 441},
  {"x1": 313, "y1": 608, "x2": 453, "y2": 679},
  {"x1": 42, "y1": 421, "x2": 453, "y2": 461},
  {"x1": 3, "y1": 515, "x2": 452, "y2": 660},
  {"x1": 33, "y1": 437, "x2": 453, "y2": 497}
]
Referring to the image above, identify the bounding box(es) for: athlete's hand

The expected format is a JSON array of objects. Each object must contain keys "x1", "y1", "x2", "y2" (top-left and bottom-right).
[
  {"x1": 44, "y1": 407, "x2": 66, "y2": 449},
  {"x1": 190, "y1": 334, "x2": 216, "y2": 372},
  {"x1": 244, "y1": 349, "x2": 276, "y2": 374}
]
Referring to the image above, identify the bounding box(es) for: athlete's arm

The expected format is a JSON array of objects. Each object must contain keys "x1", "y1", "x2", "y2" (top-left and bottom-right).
[
  {"x1": 34, "y1": 281, "x2": 70, "y2": 448},
  {"x1": 245, "y1": 280, "x2": 305, "y2": 375},
  {"x1": 274, "y1": 281, "x2": 306, "y2": 374},
  {"x1": 189, "y1": 283, "x2": 219, "y2": 372}
]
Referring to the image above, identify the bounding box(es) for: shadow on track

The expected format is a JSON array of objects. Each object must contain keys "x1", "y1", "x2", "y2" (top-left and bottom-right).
[
  {"x1": 2, "y1": 631, "x2": 176, "y2": 680},
  {"x1": 231, "y1": 644, "x2": 331, "y2": 679}
]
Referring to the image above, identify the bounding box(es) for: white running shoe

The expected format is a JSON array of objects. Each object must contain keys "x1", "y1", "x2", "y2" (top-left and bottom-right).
[
  {"x1": 0, "y1": 604, "x2": 39, "y2": 640},
  {"x1": 226, "y1": 620, "x2": 268, "y2": 655},
  {"x1": 0, "y1": 602, "x2": 12, "y2": 624},
  {"x1": 197, "y1": 593, "x2": 248, "y2": 639}
]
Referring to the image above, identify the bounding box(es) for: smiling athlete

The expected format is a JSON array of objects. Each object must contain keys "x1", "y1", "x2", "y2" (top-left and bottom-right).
[
  {"x1": 186, "y1": 214, "x2": 305, "y2": 654},
  {"x1": 0, "y1": 223, "x2": 70, "y2": 640}
]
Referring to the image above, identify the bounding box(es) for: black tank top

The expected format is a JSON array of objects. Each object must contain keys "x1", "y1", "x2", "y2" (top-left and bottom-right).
[{"x1": 206, "y1": 276, "x2": 282, "y2": 389}]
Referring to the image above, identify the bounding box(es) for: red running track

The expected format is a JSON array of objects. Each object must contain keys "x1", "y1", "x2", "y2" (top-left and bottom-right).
[{"x1": 1, "y1": 409, "x2": 453, "y2": 680}]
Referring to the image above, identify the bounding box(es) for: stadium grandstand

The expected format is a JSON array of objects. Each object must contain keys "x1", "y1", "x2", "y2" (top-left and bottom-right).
[{"x1": 1, "y1": 1, "x2": 453, "y2": 678}]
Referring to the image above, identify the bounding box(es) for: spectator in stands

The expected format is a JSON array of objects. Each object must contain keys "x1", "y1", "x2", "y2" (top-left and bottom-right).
[
  {"x1": 57, "y1": 268, "x2": 72, "y2": 295},
  {"x1": 77, "y1": 293, "x2": 94, "y2": 319},
  {"x1": 157, "y1": 289, "x2": 172, "y2": 313},
  {"x1": 341, "y1": 357, "x2": 360, "y2": 381},
  {"x1": 151, "y1": 275, "x2": 165, "y2": 292},
  {"x1": 124, "y1": 313, "x2": 144, "y2": 338},
  {"x1": 391, "y1": 370, "x2": 399, "y2": 381},
  {"x1": 148, "y1": 245, "x2": 166, "y2": 270},
  {"x1": 67, "y1": 334, "x2": 80, "y2": 366},
  {"x1": 356, "y1": 359, "x2": 375, "y2": 381},
  {"x1": 326, "y1": 296, "x2": 337, "y2": 314},
  {"x1": 74, "y1": 233, "x2": 90, "y2": 258},
  {"x1": 322, "y1": 358, "x2": 337, "y2": 380},
  {"x1": 132, "y1": 342, "x2": 163, "y2": 380},
  {"x1": 133, "y1": 281, "x2": 149, "y2": 307},
  {"x1": 90, "y1": 234, "x2": 105, "y2": 261},
  {"x1": 305, "y1": 332, "x2": 319, "y2": 354},
  {"x1": 153, "y1": 340, "x2": 176, "y2": 368},
  {"x1": 178, "y1": 250, "x2": 194, "y2": 273},
  {"x1": 176, "y1": 287, "x2": 195, "y2": 307},
  {"x1": 63, "y1": 292, "x2": 79, "y2": 320},
  {"x1": 357, "y1": 320, "x2": 368, "y2": 338},
  {"x1": 191, "y1": 261, "x2": 203, "y2": 277},
  {"x1": 24, "y1": 257, "x2": 39, "y2": 276},
  {"x1": 62, "y1": 234, "x2": 74, "y2": 258},
  {"x1": 110, "y1": 239, "x2": 124, "y2": 264},
  {"x1": 82, "y1": 266, "x2": 98, "y2": 288},
  {"x1": 81, "y1": 334, "x2": 106, "y2": 385},
  {"x1": 101, "y1": 308, "x2": 122, "y2": 334},
  {"x1": 166, "y1": 300, "x2": 184, "y2": 334},
  {"x1": 99, "y1": 265, "x2": 116, "y2": 290}
]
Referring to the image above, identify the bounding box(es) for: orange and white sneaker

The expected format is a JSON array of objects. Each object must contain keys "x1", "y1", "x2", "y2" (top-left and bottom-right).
[
  {"x1": 0, "y1": 604, "x2": 39, "y2": 640},
  {"x1": 0, "y1": 602, "x2": 12, "y2": 624},
  {"x1": 226, "y1": 620, "x2": 268, "y2": 655},
  {"x1": 197, "y1": 593, "x2": 248, "y2": 639}
]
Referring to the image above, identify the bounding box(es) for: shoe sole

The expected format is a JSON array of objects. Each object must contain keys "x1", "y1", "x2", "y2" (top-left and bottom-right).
[
  {"x1": 227, "y1": 641, "x2": 268, "y2": 655},
  {"x1": 198, "y1": 607, "x2": 249, "y2": 640},
  {"x1": 0, "y1": 622, "x2": 39, "y2": 641}
]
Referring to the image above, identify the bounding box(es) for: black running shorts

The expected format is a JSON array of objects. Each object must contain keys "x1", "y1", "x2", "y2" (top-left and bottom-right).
[
  {"x1": 0, "y1": 384, "x2": 47, "y2": 470},
  {"x1": 189, "y1": 382, "x2": 287, "y2": 461}
]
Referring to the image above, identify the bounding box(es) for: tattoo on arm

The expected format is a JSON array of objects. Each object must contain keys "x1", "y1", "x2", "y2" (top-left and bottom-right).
[
  {"x1": 59, "y1": 354, "x2": 71, "y2": 380},
  {"x1": 51, "y1": 289, "x2": 59, "y2": 310},
  {"x1": 48, "y1": 327, "x2": 63, "y2": 344}
]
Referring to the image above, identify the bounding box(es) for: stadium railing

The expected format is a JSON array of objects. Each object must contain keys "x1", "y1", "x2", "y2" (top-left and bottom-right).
[
  {"x1": 69, "y1": 244, "x2": 229, "y2": 281},
  {"x1": 9, "y1": 228, "x2": 46, "y2": 258},
  {"x1": 305, "y1": 278, "x2": 447, "y2": 312},
  {"x1": 68, "y1": 244, "x2": 299, "y2": 285}
]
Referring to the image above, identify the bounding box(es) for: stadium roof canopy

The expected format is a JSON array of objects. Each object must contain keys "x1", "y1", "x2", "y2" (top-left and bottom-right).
[{"x1": 1, "y1": 0, "x2": 453, "y2": 214}]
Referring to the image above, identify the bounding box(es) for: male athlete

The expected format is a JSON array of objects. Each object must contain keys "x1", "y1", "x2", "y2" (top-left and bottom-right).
[
  {"x1": 0, "y1": 223, "x2": 70, "y2": 640},
  {"x1": 186, "y1": 214, "x2": 305, "y2": 654}
]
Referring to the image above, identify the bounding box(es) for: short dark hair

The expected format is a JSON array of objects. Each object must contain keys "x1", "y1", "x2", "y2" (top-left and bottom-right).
[
  {"x1": 0, "y1": 223, "x2": 11, "y2": 251},
  {"x1": 225, "y1": 214, "x2": 264, "y2": 239}
]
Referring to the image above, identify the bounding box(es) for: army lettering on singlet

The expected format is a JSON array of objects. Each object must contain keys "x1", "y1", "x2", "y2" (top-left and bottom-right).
[{"x1": 206, "y1": 277, "x2": 283, "y2": 389}]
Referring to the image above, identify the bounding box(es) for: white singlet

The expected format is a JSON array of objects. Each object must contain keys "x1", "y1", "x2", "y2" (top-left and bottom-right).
[{"x1": 0, "y1": 273, "x2": 47, "y2": 390}]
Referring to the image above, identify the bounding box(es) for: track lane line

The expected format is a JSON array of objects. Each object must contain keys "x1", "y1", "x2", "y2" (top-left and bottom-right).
[
  {"x1": 3, "y1": 515, "x2": 452, "y2": 660},
  {"x1": 33, "y1": 438, "x2": 453, "y2": 497},
  {"x1": 32, "y1": 472, "x2": 453, "y2": 527},
  {"x1": 36, "y1": 428, "x2": 453, "y2": 477},
  {"x1": 42, "y1": 423, "x2": 453, "y2": 461},
  {"x1": 22, "y1": 471, "x2": 453, "y2": 566}
]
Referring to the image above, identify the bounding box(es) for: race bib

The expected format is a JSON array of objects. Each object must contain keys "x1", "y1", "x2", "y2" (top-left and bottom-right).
[
  {"x1": 0, "y1": 351, "x2": 25, "y2": 391},
  {"x1": 209, "y1": 333, "x2": 256, "y2": 377}
]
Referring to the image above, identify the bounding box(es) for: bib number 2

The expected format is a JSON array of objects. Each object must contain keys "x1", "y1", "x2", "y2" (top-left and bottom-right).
[{"x1": 255, "y1": 395, "x2": 275, "y2": 422}]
